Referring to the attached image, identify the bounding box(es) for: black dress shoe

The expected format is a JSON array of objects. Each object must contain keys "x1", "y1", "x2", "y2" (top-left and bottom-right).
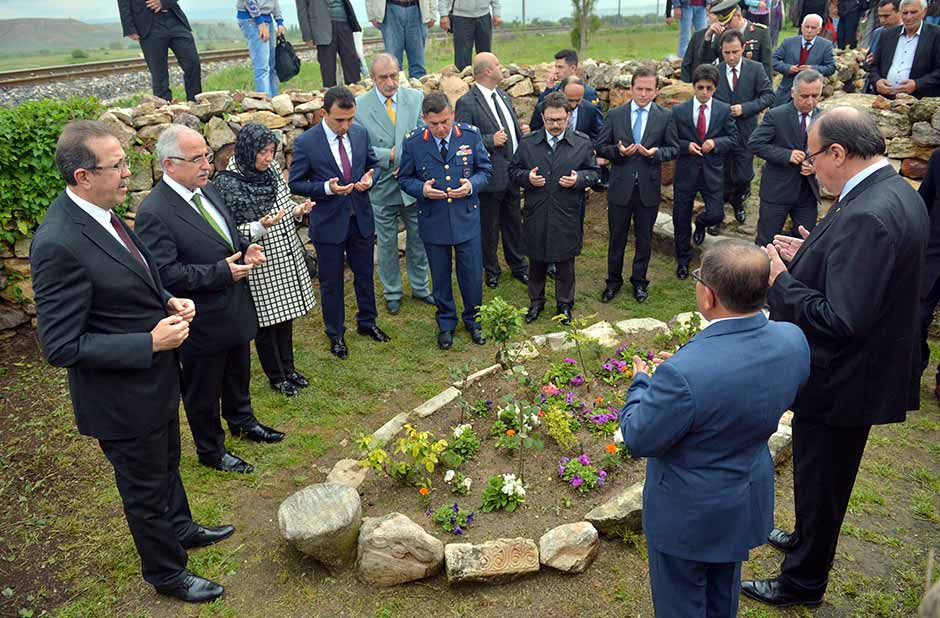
[
  {"x1": 707, "y1": 224, "x2": 722, "y2": 236},
  {"x1": 329, "y1": 336, "x2": 348, "y2": 359},
  {"x1": 357, "y1": 325, "x2": 390, "y2": 342},
  {"x1": 547, "y1": 263, "x2": 557, "y2": 279},
  {"x1": 386, "y1": 299, "x2": 401, "y2": 315},
  {"x1": 735, "y1": 206, "x2": 747, "y2": 223},
  {"x1": 676, "y1": 264, "x2": 689, "y2": 280},
  {"x1": 286, "y1": 370, "x2": 309, "y2": 388},
  {"x1": 155, "y1": 571, "x2": 224, "y2": 603},
  {"x1": 200, "y1": 451, "x2": 253, "y2": 474},
  {"x1": 767, "y1": 527, "x2": 799, "y2": 552},
  {"x1": 438, "y1": 330, "x2": 454, "y2": 350},
  {"x1": 485, "y1": 273, "x2": 499, "y2": 288},
  {"x1": 181, "y1": 524, "x2": 235, "y2": 549},
  {"x1": 740, "y1": 578, "x2": 823, "y2": 608},
  {"x1": 524, "y1": 305, "x2": 542, "y2": 323},
  {"x1": 413, "y1": 294, "x2": 435, "y2": 305},
  {"x1": 512, "y1": 271, "x2": 529, "y2": 284},
  {"x1": 632, "y1": 283, "x2": 649, "y2": 303},
  {"x1": 693, "y1": 222, "x2": 706, "y2": 245},
  {"x1": 600, "y1": 285, "x2": 620, "y2": 303},
  {"x1": 556, "y1": 304, "x2": 573, "y2": 325},
  {"x1": 232, "y1": 423, "x2": 285, "y2": 443},
  {"x1": 469, "y1": 328, "x2": 486, "y2": 345},
  {"x1": 270, "y1": 380, "x2": 299, "y2": 397}
]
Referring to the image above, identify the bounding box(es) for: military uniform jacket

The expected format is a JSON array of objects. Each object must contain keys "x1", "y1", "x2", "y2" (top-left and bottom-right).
[
  {"x1": 700, "y1": 21, "x2": 774, "y2": 82},
  {"x1": 397, "y1": 123, "x2": 494, "y2": 246}
]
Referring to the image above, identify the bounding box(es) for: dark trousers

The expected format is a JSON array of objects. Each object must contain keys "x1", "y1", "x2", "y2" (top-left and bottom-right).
[
  {"x1": 648, "y1": 546, "x2": 742, "y2": 618},
  {"x1": 529, "y1": 257, "x2": 575, "y2": 308},
  {"x1": 919, "y1": 266, "x2": 940, "y2": 381},
  {"x1": 755, "y1": 182, "x2": 818, "y2": 246},
  {"x1": 451, "y1": 14, "x2": 492, "y2": 70},
  {"x1": 673, "y1": 172, "x2": 724, "y2": 267},
  {"x1": 425, "y1": 236, "x2": 483, "y2": 332},
  {"x1": 607, "y1": 189, "x2": 658, "y2": 288},
  {"x1": 479, "y1": 188, "x2": 527, "y2": 279},
  {"x1": 255, "y1": 320, "x2": 295, "y2": 383},
  {"x1": 99, "y1": 416, "x2": 193, "y2": 589},
  {"x1": 780, "y1": 416, "x2": 871, "y2": 595},
  {"x1": 317, "y1": 20, "x2": 361, "y2": 87},
  {"x1": 180, "y1": 344, "x2": 257, "y2": 462},
  {"x1": 314, "y1": 217, "x2": 378, "y2": 339},
  {"x1": 837, "y1": 8, "x2": 861, "y2": 49},
  {"x1": 724, "y1": 149, "x2": 755, "y2": 207},
  {"x1": 138, "y1": 11, "x2": 202, "y2": 101}
]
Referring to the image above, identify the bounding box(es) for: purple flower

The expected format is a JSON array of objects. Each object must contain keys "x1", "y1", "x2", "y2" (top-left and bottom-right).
[
  {"x1": 566, "y1": 392, "x2": 575, "y2": 404},
  {"x1": 564, "y1": 357, "x2": 577, "y2": 365},
  {"x1": 571, "y1": 477, "x2": 583, "y2": 488},
  {"x1": 452, "y1": 502, "x2": 460, "y2": 513},
  {"x1": 560, "y1": 457, "x2": 571, "y2": 464},
  {"x1": 570, "y1": 375, "x2": 584, "y2": 386},
  {"x1": 466, "y1": 512, "x2": 475, "y2": 524},
  {"x1": 558, "y1": 465, "x2": 566, "y2": 477},
  {"x1": 602, "y1": 362, "x2": 613, "y2": 372},
  {"x1": 598, "y1": 470, "x2": 608, "y2": 478},
  {"x1": 577, "y1": 454, "x2": 591, "y2": 465},
  {"x1": 425, "y1": 507, "x2": 432, "y2": 517},
  {"x1": 453, "y1": 525, "x2": 464, "y2": 535},
  {"x1": 615, "y1": 345, "x2": 625, "y2": 356},
  {"x1": 450, "y1": 515, "x2": 456, "y2": 524}
]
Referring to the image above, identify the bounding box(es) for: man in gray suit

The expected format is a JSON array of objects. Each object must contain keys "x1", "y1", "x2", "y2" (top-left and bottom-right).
[
  {"x1": 771, "y1": 14, "x2": 836, "y2": 104},
  {"x1": 296, "y1": 0, "x2": 362, "y2": 87},
  {"x1": 355, "y1": 53, "x2": 434, "y2": 315}
]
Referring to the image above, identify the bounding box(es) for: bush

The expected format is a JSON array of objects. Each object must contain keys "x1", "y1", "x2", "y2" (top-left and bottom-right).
[
  {"x1": 71, "y1": 49, "x2": 89, "y2": 59},
  {"x1": 0, "y1": 97, "x2": 101, "y2": 244}
]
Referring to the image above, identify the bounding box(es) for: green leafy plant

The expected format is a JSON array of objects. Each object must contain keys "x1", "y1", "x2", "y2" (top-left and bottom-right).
[
  {"x1": 552, "y1": 312, "x2": 598, "y2": 378},
  {"x1": 480, "y1": 473, "x2": 526, "y2": 513},
  {"x1": 430, "y1": 502, "x2": 474, "y2": 534},
  {"x1": 542, "y1": 357, "x2": 580, "y2": 387},
  {"x1": 654, "y1": 313, "x2": 704, "y2": 349},
  {"x1": 600, "y1": 442, "x2": 629, "y2": 470},
  {"x1": 444, "y1": 469, "x2": 472, "y2": 495},
  {"x1": 450, "y1": 423, "x2": 481, "y2": 460},
  {"x1": 558, "y1": 454, "x2": 607, "y2": 494},
  {"x1": 356, "y1": 424, "x2": 448, "y2": 488},
  {"x1": 544, "y1": 404, "x2": 580, "y2": 451},
  {"x1": 476, "y1": 296, "x2": 526, "y2": 366}
]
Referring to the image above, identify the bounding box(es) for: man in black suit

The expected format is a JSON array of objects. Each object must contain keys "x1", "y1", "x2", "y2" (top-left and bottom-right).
[
  {"x1": 455, "y1": 51, "x2": 529, "y2": 289},
  {"x1": 30, "y1": 120, "x2": 232, "y2": 603},
  {"x1": 743, "y1": 107, "x2": 929, "y2": 607},
  {"x1": 713, "y1": 29, "x2": 775, "y2": 227},
  {"x1": 136, "y1": 125, "x2": 285, "y2": 475},
  {"x1": 918, "y1": 149, "x2": 940, "y2": 399},
  {"x1": 681, "y1": 16, "x2": 715, "y2": 82},
  {"x1": 668, "y1": 64, "x2": 739, "y2": 280},
  {"x1": 529, "y1": 78, "x2": 603, "y2": 140},
  {"x1": 595, "y1": 65, "x2": 678, "y2": 304},
  {"x1": 749, "y1": 69, "x2": 823, "y2": 246},
  {"x1": 869, "y1": 0, "x2": 940, "y2": 98},
  {"x1": 117, "y1": 0, "x2": 202, "y2": 101}
]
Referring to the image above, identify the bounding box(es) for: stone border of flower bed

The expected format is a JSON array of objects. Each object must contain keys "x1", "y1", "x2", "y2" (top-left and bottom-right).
[{"x1": 277, "y1": 312, "x2": 795, "y2": 587}]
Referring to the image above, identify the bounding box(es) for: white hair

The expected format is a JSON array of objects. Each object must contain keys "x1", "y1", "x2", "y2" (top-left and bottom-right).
[
  {"x1": 155, "y1": 124, "x2": 201, "y2": 171},
  {"x1": 802, "y1": 13, "x2": 824, "y2": 26},
  {"x1": 899, "y1": 0, "x2": 926, "y2": 9}
]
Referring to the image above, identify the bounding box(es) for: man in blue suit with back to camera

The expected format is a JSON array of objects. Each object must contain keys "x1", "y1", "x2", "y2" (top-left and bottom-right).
[
  {"x1": 620, "y1": 239, "x2": 810, "y2": 618},
  {"x1": 398, "y1": 91, "x2": 493, "y2": 350}
]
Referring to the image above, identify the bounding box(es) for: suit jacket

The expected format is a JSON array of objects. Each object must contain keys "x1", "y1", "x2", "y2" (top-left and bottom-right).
[
  {"x1": 768, "y1": 164, "x2": 929, "y2": 426},
  {"x1": 288, "y1": 122, "x2": 381, "y2": 243},
  {"x1": 135, "y1": 180, "x2": 258, "y2": 356},
  {"x1": 681, "y1": 28, "x2": 709, "y2": 83},
  {"x1": 700, "y1": 21, "x2": 774, "y2": 82},
  {"x1": 295, "y1": 0, "x2": 362, "y2": 45},
  {"x1": 454, "y1": 85, "x2": 522, "y2": 194},
  {"x1": 670, "y1": 98, "x2": 740, "y2": 191},
  {"x1": 919, "y1": 149, "x2": 940, "y2": 293},
  {"x1": 538, "y1": 82, "x2": 600, "y2": 107},
  {"x1": 869, "y1": 22, "x2": 940, "y2": 98},
  {"x1": 528, "y1": 99, "x2": 603, "y2": 142},
  {"x1": 355, "y1": 86, "x2": 425, "y2": 206},
  {"x1": 771, "y1": 35, "x2": 837, "y2": 103},
  {"x1": 118, "y1": 0, "x2": 191, "y2": 38},
  {"x1": 595, "y1": 102, "x2": 678, "y2": 208},
  {"x1": 621, "y1": 313, "x2": 810, "y2": 563},
  {"x1": 714, "y1": 58, "x2": 775, "y2": 143},
  {"x1": 30, "y1": 192, "x2": 180, "y2": 440},
  {"x1": 748, "y1": 102, "x2": 820, "y2": 204}
]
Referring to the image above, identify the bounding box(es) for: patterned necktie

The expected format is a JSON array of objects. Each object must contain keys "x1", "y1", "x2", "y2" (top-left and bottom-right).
[
  {"x1": 731, "y1": 66, "x2": 739, "y2": 90},
  {"x1": 491, "y1": 91, "x2": 514, "y2": 154},
  {"x1": 192, "y1": 193, "x2": 234, "y2": 252},
  {"x1": 800, "y1": 112, "x2": 808, "y2": 147},
  {"x1": 386, "y1": 97, "x2": 396, "y2": 124},
  {"x1": 549, "y1": 135, "x2": 558, "y2": 151},
  {"x1": 697, "y1": 103, "x2": 707, "y2": 142},
  {"x1": 633, "y1": 107, "x2": 645, "y2": 145},
  {"x1": 799, "y1": 41, "x2": 811, "y2": 66},
  {"x1": 440, "y1": 139, "x2": 448, "y2": 160},
  {"x1": 109, "y1": 211, "x2": 152, "y2": 279},
  {"x1": 337, "y1": 135, "x2": 352, "y2": 182}
]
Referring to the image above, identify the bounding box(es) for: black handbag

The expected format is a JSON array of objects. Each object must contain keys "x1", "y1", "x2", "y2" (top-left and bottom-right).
[
  {"x1": 303, "y1": 250, "x2": 318, "y2": 279},
  {"x1": 275, "y1": 35, "x2": 302, "y2": 82}
]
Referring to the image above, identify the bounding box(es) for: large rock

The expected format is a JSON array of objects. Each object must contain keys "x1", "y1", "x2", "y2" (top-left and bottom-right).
[
  {"x1": 0, "y1": 305, "x2": 29, "y2": 330},
  {"x1": 580, "y1": 321, "x2": 620, "y2": 348},
  {"x1": 13, "y1": 237, "x2": 30, "y2": 258},
  {"x1": 356, "y1": 513, "x2": 444, "y2": 587},
  {"x1": 234, "y1": 111, "x2": 290, "y2": 129},
  {"x1": 132, "y1": 112, "x2": 172, "y2": 129},
  {"x1": 614, "y1": 317, "x2": 670, "y2": 337},
  {"x1": 910, "y1": 97, "x2": 940, "y2": 123},
  {"x1": 671, "y1": 311, "x2": 711, "y2": 331},
  {"x1": 171, "y1": 112, "x2": 201, "y2": 131},
  {"x1": 608, "y1": 86, "x2": 633, "y2": 109},
  {"x1": 656, "y1": 82, "x2": 694, "y2": 108},
  {"x1": 920, "y1": 580, "x2": 940, "y2": 618},
  {"x1": 1, "y1": 278, "x2": 34, "y2": 305},
  {"x1": 585, "y1": 481, "x2": 644, "y2": 535},
  {"x1": 205, "y1": 116, "x2": 237, "y2": 150},
  {"x1": 372, "y1": 411, "x2": 411, "y2": 444},
  {"x1": 538, "y1": 522, "x2": 599, "y2": 573},
  {"x1": 195, "y1": 91, "x2": 234, "y2": 116},
  {"x1": 278, "y1": 483, "x2": 362, "y2": 570},
  {"x1": 127, "y1": 191, "x2": 150, "y2": 214},
  {"x1": 440, "y1": 75, "x2": 470, "y2": 106},
  {"x1": 295, "y1": 97, "x2": 324, "y2": 114},
  {"x1": 326, "y1": 458, "x2": 368, "y2": 489},
  {"x1": 271, "y1": 93, "x2": 295, "y2": 116},
  {"x1": 126, "y1": 157, "x2": 153, "y2": 192},
  {"x1": 3, "y1": 258, "x2": 30, "y2": 276},
  {"x1": 137, "y1": 123, "x2": 170, "y2": 146},
  {"x1": 506, "y1": 77, "x2": 534, "y2": 98},
  {"x1": 414, "y1": 386, "x2": 461, "y2": 418},
  {"x1": 99, "y1": 112, "x2": 138, "y2": 150},
  {"x1": 818, "y1": 93, "x2": 911, "y2": 139},
  {"x1": 912, "y1": 121, "x2": 940, "y2": 147},
  {"x1": 444, "y1": 538, "x2": 540, "y2": 584},
  {"x1": 902, "y1": 158, "x2": 929, "y2": 180},
  {"x1": 241, "y1": 97, "x2": 274, "y2": 112},
  {"x1": 886, "y1": 137, "x2": 918, "y2": 159},
  {"x1": 768, "y1": 423, "x2": 793, "y2": 465}
]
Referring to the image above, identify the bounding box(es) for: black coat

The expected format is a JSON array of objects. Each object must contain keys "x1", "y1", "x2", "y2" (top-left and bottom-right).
[
  {"x1": 529, "y1": 99, "x2": 603, "y2": 142},
  {"x1": 595, "y1": 101, "x2": 678, "y2": 208},
  {"x1": 455, "y1": 85, "x2": 523, "y2": 194},
  {"x1": 714, "y1": 58, "x2": 775, "y2": 144},
  {"x1": 868, "y1": 22, "x2": 940, "y2": 99},
  {"x1": 768, "y1": 165, "x2": 928, "y2": 426},
  {"x1": 669, "y1": 98, "x2": 739, "y2": 192},
  {"x1": 748, "y1": 102, "x2": 821, "y2": 205},
  {"x1": 509, "y1": 130, "x2": 599, "y2": 262},
  {"x1": 681, "y1": 28, "x2": 710, "y2": 83},
  {"x1": 30, "y1": 192, "x2": 180, "y2": 440},
  {"x1": 135, "y1": 180, "x2": 258, "y2": 356},
  {"x1": 918, "y1": 149, "x2": 940, "y2": 293},
  {"x1": 117, "y1": 0, "x2": 191, "y2": 38}
]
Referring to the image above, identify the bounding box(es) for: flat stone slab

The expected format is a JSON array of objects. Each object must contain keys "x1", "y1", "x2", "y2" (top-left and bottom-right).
[
  {"x1": 372, "y1": 412, "x2": 411, "y2": 444},
  {"x1": 414, "y1": 386, "x2": 461, "y2": 418},
  {"x1": 444, "y1": 537, "x2": 540, "y2": 584},
  {"x1": 326, "y1": 458, "x2": 368, "y2": 489},
  {"x1": 453, "y1": 363, "x2": 501, "y2": 388},
  {"x1": 278, "y1": 483, "x2": 362, "y2": 570},
  {"x1": 501, "y1": 340, "x2": 540, "y2": 363},
  {"x1": 533, "y1": 330, "x2": 574, "y2": 351},
  {"x1": 614, "y1": 318, "x2": 670, "y2": 337},
  {"x1": 356, "y1": 513, "x2": 444, "y2": 587},
  {"x1": 539, "y1": 522, "x2": 599, "y2": 573},
  {"x1": 671, "y1": 311, "x2": 711, "y2": 331},
  {"x1": 769, "y1": 423, "x2": 793, "y2": 466},
  {"x1": 580, "y1": 321, "x2": 620, "y2": 348},
  {"x1": 585, "y1": 481, "x2": 644, "y2": 536}
]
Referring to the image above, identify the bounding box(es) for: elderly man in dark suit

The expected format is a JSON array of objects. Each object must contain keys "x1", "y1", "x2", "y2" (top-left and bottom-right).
[
  {"x1": 595, "y1": 65, "x2": 678, "y2": 304},
  {"x1": 772, "y1": 13, "x2": 836, "y2": 103},
  {"x1": 869, "y1": 0, "x2": 940, "y2": 98},
  {"x1": 289, "y1": 86, "x2": 387, "y2": 358},
  {"x1": 509, "y1": 92, "x2": 599, "y2": 326},
  {"x1": 744, "y1": 107, "x2": 929, "y2": 607},
  {"x1": 31, "y1": 120, "x2": 232, "y2": 603},
  {"x1": 863, "y1": 0, "x2": 903, "y2": 92},
  {"x1": 714, "y1": 29, "x2": 775, "y2": 227},
  {"x1": 455, "y1": 51, "x2": 529, "y2": 289},
  {"x1": 750, "y1": 69, "x2": 823, "y2": 246},
  {"x1": 117, "y1": 0, "x2": 202, "y2": 101},
  {"x1": 136, "y1": 125, "x2": 284, "y2": 475},
  {"x1": 296, "y1": 0, "x2": 362, "y2": 87}
]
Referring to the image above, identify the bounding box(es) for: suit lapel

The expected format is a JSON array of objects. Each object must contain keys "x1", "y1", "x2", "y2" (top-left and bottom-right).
[
  {"x1": 164, "y1": 181, "x2": 236, "y2": 253},
  {"x1": 204, "y1": 182, "x2": 240, "y2": 248},
  {"x1": 367, "y1": 91, "x2": 395, "y2": 137},
  {"x1": 472, "y1": 86, "x2": 502, "y2": 131},
  {"x1": 313, "y1": 123, "x2": 344, "y2": 178}
]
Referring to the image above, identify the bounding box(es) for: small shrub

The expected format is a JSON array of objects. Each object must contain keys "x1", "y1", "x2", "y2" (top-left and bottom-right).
[
  {"x1": 544, "y1": 404, "x2": 579, "y2": 451},
  {"x1": 542, "y1": 357, "x2": 580, "y2": 387},
  {"x1": 480, "y1": 473, "x2": 526, "y2": 512},
  {"x1": 71, "y1": 49, "x2": 90, "y2": 59},
  {"x1": 430, "y1": 502, "x2": 474, "y2": 534},
  {"x1": 558, "y1": 454, "x2": 607, "y2": 494},
  {"x1": 356, "y1": 424, "x2": 448, "y2": 488},
  {"x1": 444, "y1": 469, "x2": 472, "y2": 495},
  {"x1": 450, "y1": 423, "x2": 481, "y2": 460}
]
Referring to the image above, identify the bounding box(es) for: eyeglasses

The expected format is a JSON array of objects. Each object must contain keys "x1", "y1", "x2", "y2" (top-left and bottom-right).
[
  {"x1": 168, "y1": 152, "x2": 214, "y2": 164},
  {"x1": 804, "y1": 145, "x2": 831, "y2": 166},
  {"x1": 88, "y1": 159, "x2": 130, "y2": 173},
  {"x1": 543, "y1": 117, "x2": 568, "y2": 125},
  {"x1": 691, "y1": 268, "x2": 711, "y2": 289}
]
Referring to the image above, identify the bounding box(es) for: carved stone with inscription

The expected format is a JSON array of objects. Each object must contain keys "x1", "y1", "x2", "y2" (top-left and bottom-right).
[
  {"x1": 356, "y1": 513, "x2": 444, "y2": 587},
  {"x1": 444, "y1": 537, "x2": 540, "y2": 584}
]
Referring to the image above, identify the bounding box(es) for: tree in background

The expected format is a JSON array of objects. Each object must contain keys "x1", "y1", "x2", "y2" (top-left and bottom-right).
[{"x1": 571, "y1": 0, "x2": 601, "y2": 59}]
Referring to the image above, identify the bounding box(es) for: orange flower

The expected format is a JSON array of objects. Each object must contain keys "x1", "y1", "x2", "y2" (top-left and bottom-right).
[
  {"x1": 537, "y1": 409, "x2": 545, "y2": 417},
  {"x1": 595, "y1": 396, "x2": 603, "y2": 404},
  {"x1": 506, "y1": 429, "x2": 516, "y2": 436},
  {"x1": 606, "y1": 443, "x2": 618, "y2": 454},
  {"x1": 419, "y1": 487, "x2": 429, "y2": 496}
]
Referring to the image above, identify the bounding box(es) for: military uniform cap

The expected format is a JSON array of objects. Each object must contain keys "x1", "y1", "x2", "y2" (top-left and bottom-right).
[{"x1": 710, "y1": 0, "x2": 740, "y2": 17}]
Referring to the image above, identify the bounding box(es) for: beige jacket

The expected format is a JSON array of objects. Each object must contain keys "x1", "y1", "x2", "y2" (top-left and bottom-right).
[{"x1": 365, "y1": 0, "x2": 438, "y2": 24}]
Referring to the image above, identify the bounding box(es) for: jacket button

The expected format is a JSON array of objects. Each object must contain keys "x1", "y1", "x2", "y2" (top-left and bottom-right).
[
  {"x1": 444, "y1": 164, "x2": 449, "y2": 170},
  {"x1": 445, "y1": 176, "x2": 451, "y2": 181},
  {"x1": 447, "y1": 198, "x2": 453, "y2": 203}
]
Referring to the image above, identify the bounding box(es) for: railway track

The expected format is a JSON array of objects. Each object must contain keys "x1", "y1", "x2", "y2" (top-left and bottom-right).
[{"x1": 0, "y1": 27, "x2": 567, "y2": 89}]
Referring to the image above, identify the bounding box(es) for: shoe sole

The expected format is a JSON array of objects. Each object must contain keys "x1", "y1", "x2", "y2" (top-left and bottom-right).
[
  {"x1": 766, "y1": 539, "x2": 797, "y2": 553},
  {"x1": 740, "y1": 588, "x2": 823, "y2": 608}
]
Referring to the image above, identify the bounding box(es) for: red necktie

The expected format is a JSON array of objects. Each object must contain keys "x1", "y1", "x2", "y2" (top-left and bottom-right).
[
  {"x1": 800, "y1": 113, "x2": 808, "y2": 147},
  {"x1": 697, "y1": 103, "x2": 707, "y2": 143},
  {"x1": 337, "y1": 135, "x2": 352, "y2": 182},
  {"x1": 731, "y1": 66, "x2": 738, "y2": 90},
  {"x1": 109, "y1": 211, "x2": 152, "y2": 279}
]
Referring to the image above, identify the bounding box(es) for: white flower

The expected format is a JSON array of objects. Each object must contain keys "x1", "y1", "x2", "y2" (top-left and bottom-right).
[
  {"x1": 461, "y1": 477, "x2": 472, "y2": 490},
  {"x1": 514, "y1": 484, "x2": 526, "y2": 497},
  {"x1": 453, "y1": 423, "x2": 471, "y2": 439},
  {"x1": 500, "y1": 473, "x2": 524, "y2": 497},
  {"x1": 444, "y1": 469, "x2": 455, "y2": 483}
]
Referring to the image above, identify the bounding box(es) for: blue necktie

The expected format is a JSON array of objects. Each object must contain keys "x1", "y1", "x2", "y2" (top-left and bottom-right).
[{"x1": 633, "y1": 107, "x2": 645, "y2": 145}]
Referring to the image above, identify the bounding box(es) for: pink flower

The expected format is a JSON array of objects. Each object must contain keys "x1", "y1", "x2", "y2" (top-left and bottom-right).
[
  {"x1": 570, "y1": 477, "x2": 583, "y2": 488},
  {"x1": 577, "y1": 454, "x2": 591, "y2": 466},
  {"x1": 542, "y1": 383, "x2": 560, "y2": 396}
]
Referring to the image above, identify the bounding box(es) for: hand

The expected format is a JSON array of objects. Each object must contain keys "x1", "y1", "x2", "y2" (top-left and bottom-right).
[
  {"x1": 632, "y1": 355, "x2": 652, "y2": 377},
  {"x1": 673, "y1": 7, "x2": 681, "y2": 19},
  {"x1": 772, "y1": 227, "x2": 809, "y2": 261},
  {"x1": 493, "y1": 15, "x2": 503, "y2": 27},
  {"x1": 666, "y1": 16, "x2": 674, "y2": 25},
  {"x1": 371, "y1": 19, "x2": 382, "y2": 29},
  {"x1": 128, "y1": 33, "x2": 141, "y2": 41},
  {"x1": 151, "y1": 315, "x2": 189, "y2": 352},
  {"x1": 730, "y1": 104, "x2": 743, "y2": 117},
  {"x1": 558, "y1": 170, "x2": 578, "y2": 188},
  {"x1": 393, "y1": 167, "x2": 400, "y2": 178},
  {"x1": 765, "y1": 243, "x2": 788, "y2": 286},
  {"x1": 423, "y1": 180, "x2": 448, "y2": 199},
  {"x1": 706, "y1": 22, "x2": 725, "y2": 39},
  {"x1": 354, "y1": 169, "x2": 375, "y2": 192},
  {"x1": 145, "y1": 0, "x2": 162, "y2": 11},
  {"x1": 389, "y1": 146, "x2": 395, "y2": 164},
  {"x1": 245, "y1": 243, "x2": 266, "y2": 266},
  {"x1": 546, "y1": 71, "x2": 557, "y2": 89},
  {"x1": 651, "y1": 350, "x2": 673, "y2": 367},
  {"x1": 258, "y1": 22, "x2": 270, "y2": 42},
  {"x1": 617, "y1": 140, "x2": 638, "y2": 157},
  {"x1": 426, "y1": 19, "x2": 435, "y2": 27},
  {"x1": 166, "y1": 297, "x2": 196, "y2": 323},
  {"x1": 528, "y1": 166, "x2": 546, "y2": 187},
  {"x1": 759, "y1": 0, "x2": 767, "y2": 9},
  {"x1": 896, "y1": 79, "x2": 917, "y2": 95},
  {"x1": 875, "y1": 79, "x2": 893, "y2": 95},
  {"x1": 329, "y1": 177, "x2": 355, "y2": 195},
  {"x1": 440, "y1": 16, "x2": 451, "y2": 31},
  {"x1": 596, "y1": 156, "x2": 609, "y2": 166},
  {"x1": 493, "y1": 129, "x2": 508, "y2": 147},
  {"x1": 789, "y1": 150, "x2": 806, "y2": 165},
  {"x1": 688, "y1": 142, "x2": 703, "y2": 156},
  {"x1": 277, "y1": 24, "x2": 286, "y2": 37},
  {"x1": 637, "y1": 144, "x2": 658, "y2": 158},
  {"x1": 260, "y1": 208, "x2": 286, "y2": 228},
  {"x1": 292, "y1": 199, "x2": 314, "y2": 219},
  {"x1": 520, "y1": 122, "x2": 531, "y2": 136},
  {"x1": 225, "y1": 252, "x2": 254, "y2": 281},
  {"x1": 306, "y1": 39, "x2": 316, "y2": 47},
  {"x1": 701, "y1": 139, "x2": 716, "y2": 153},
  {"x1": 448, "y1": 178, "x2": 473, "y2": 199},
  {"x1": 800, "y1": 160, "x2": 815, "y2": 176},
  {"x1": 788, "y1": 65, "x2": 802, "y2": 75},
  {"x1": 865, "y1": 52, "x2": 874, "y2": 65}
]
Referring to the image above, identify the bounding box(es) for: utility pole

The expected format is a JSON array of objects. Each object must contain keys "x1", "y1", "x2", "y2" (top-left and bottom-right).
[
  {"x1": 522, "y1": 0, "x2": 526, "y2": 29},
  {"x1": 618, "y1": 0, "x2": 621, "y2": 17}
]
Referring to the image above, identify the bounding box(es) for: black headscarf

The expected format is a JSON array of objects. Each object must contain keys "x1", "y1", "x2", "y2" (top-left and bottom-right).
[{"x1": 215, "y1": 123, "x2": 279, "y2": 225}]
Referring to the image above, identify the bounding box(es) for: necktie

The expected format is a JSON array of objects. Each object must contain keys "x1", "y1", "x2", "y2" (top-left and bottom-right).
[
  {"x1": 440, "y1": 139, "x2": 448, "y2": 160},
  {"x1": 386, "y1": 97, "x2": 396, "y2": 124},
  {"x1": 567, "y1": 112, "x2": 575, "y2": 131},
  {"x1": 192, "y1": 193, "x2": 234, "y2": 252},
  {"x1": 731, "y1": 66, "x2": 739, "y2": 90},
  {"x1": 697, "y1": 103, "x2": 707, "y2": 142},
  {"x1": 337, "y1": 134, "x2": 352, "y2": 182},
  {"x1": 799, "y1": 42, "x2": 811, "y2": 66},
  {"x1": 109, "y1": 211, "x2": 152, "y2": 279},
  {"x1": 549, "y1": 135, "x2": 558, "y2": 151},
  {"x1": 800, "y1": 112, "x2": 808, "y2": 147},
  {"x1": 491, "y1": 92, "x2": 514, "y2": 154},
  {"x1": 633, "y1": 107, "x2": 646, "y2": 145}
]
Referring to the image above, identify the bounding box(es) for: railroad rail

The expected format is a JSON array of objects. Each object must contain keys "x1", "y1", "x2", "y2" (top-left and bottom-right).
[{"x1": 0, "y1": 27, "x2": 567, "y2": 88}]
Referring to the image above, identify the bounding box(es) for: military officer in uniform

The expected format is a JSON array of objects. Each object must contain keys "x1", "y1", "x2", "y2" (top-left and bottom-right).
[
  {"x1": 694, "y1": 0, "x2": 773, "y2": 82},
  {"x1": 398, "y1": 91, "x2": 494, "y2": 350}
]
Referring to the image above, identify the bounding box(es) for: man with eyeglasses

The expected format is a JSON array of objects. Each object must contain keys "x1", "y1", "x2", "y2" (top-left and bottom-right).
[
  {"x1": 136, "y1": 125, "x2": 286, "y2": 477},
  {"x1": 30, "y1": 120, "x2": 232, "y2": 603}
]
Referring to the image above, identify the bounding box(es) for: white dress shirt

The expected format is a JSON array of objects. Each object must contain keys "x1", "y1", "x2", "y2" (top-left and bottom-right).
[
  {"x1": 839, "y1": 158, "x2": 891, "y2": 201},
  {"x1": 163, "y1": 173, "x2": 235, "y2": 248},
  {"x1": 475, "y1": 83, "x2": 518, "y2": 151},
  {"x1": 322, "y1": 119, "x2": 356, "y2": 195},
  {"x1": 66, "y1": 187, "x2": 126, "y2": 248},
  {"x1": 887, "y1": 22, "x2": 923, "y2": 86},
  {"x1": 692, "y1": 97, "x2": 712, "y2": 134},
  {"x1": 631, "y1": 101, "x2": 651, "y2": 142}
]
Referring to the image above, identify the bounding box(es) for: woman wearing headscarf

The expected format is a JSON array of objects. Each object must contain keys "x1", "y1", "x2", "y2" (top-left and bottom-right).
[{"x1": 216, "y1": 123, "x2": 316, "y2": 397}]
